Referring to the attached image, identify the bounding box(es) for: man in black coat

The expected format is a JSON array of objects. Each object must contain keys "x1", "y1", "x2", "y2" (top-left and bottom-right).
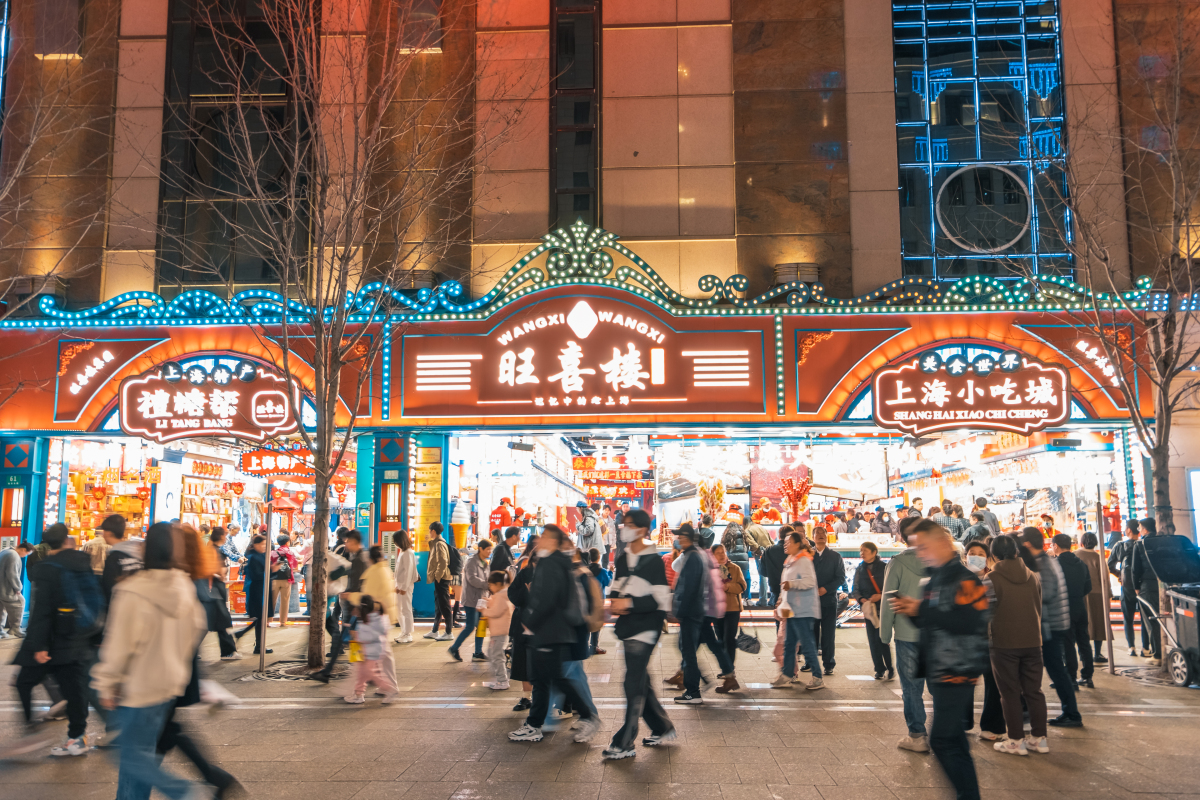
[
  {"x1": 490, "y1": 526, "x2": 520, "y2": 575},
  {"x1": 810, "y1": 527, "x2": 846, "y2": 675},
  {"x1": 1051, "y1": 534, "x2": 1094, "y2": 686},
  {"x1": 760, "y1": 538, "x2": 786, "y2": 610},
  {"x1": 14, "y1": 523, "x2": 93, "y2": 753},
  {"x1": 1131, "y1": 518, "x2": 1163, "y2": 664},
  {"x1": 509, "y1": 524, "x2": 599, "y2": 743}
]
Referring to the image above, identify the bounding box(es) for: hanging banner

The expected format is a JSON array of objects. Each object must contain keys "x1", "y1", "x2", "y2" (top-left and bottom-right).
[
  {"x1": 873, "y1": 349, "x2": 1070, "y2": 436},
  {"x1": 119, "y1": 359, "x2": 299, "y2": 443},
  {"x1": 400, "y1": 294, "x2": 766, "y2": 417},
  {"x1": 241, "y1": 448, "x2": 315, "y2": 477}
]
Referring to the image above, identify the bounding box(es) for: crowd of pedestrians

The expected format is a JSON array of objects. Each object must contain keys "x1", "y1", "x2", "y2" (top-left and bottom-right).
[{"x1": 4, "y1": 496, "x2": 1168, "y2": 800}]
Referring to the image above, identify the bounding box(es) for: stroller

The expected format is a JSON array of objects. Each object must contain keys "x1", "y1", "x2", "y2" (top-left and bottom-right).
[{"x1": 1136, "y1": 535, "x2": 1200, "y2": 686}]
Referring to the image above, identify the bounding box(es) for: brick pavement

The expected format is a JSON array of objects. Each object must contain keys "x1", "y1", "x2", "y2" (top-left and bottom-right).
[{"x1": 2, "y1": 623, "x2": 1198, "y2": 800}]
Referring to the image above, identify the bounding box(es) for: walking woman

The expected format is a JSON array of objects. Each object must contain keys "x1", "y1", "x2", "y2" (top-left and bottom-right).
[
  {"x1": 852, "y1": 542, "x2": 893, "y2": 680},
  {"x1": 506, "y1": 537, "x2": 538, "y2": 712},
  {"x1": 988, "y1": 534, "x2": 1049, "y2": 756},
  {"x1": 964, "y1": 540, "x2": 1006, "y2": 742},
  {"x1": 92, "y1": 523, "x2": 209, "y2": 800},
  {"x1": 771, "y1": 531, "x2": 824, "y2": 691},
  {"x1": 711, "y1": 543, "x2": 745, "y2": 670},
  {"x1": 1076, "y1": 532, "x2": 1109, "y2": 668},
  {"x1": 206, "y1": 527, "x2": 241, "y2": 660},
  {"x1": 393, "y1": 530, "x2": 417, "y2": 644},
  {"x1": 449, "y1": 539, "x2": 491, "y2": 662},
  {"x1": 233, "y1": 535, "x2": 270, "y2": 655}
]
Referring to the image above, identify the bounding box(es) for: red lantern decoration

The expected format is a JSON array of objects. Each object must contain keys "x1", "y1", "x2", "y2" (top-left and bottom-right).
[
  {"x1": 91, "y1": 487, "x2": 107, "y2": 501},
  {"x1": 332, "y1": 480, "x2": 347, "y2": 494},
  {"x1": 337, "y1": 492, "x2": 347, "y2": 503},
  {"x1": 272, "y1": 488, "x2": 284, "y2": 500},
  {"x1": 135, "y1": 486, "x2": 151, "y2": 501},
  {"x1": 296, "y1": 491, "x2": 308, "y2": 503},
  {"x1": 230, "y1": 482, "x2": 245, "y2": 497}
]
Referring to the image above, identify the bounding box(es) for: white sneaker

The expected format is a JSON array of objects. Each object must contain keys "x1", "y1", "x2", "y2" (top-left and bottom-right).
[
  {"x1": 423, "y1": 631, "x2": 439, "y2": 640},
  {"x1": 49, "y1": 736, "x2": 89, "y2": 757},
  {"x1": 897, "y1": 734, "x2": 930, "y2": 753},
  {"x1": 436, "y1": 633, "x2": 453, "y2": 641},
  {"x1": 573, "y1": 716, "x2": 601, "y2": 743},
  {"x1": 343, "y1": 694, "x2": 365, "y2": 704},
  {"x1": 1146, "y1": 657, "x2": 1162, "y2": 667},
  {"x1": 1024, "y1": 736, "x2": 1049, "y2": 754},
  {"x1": 805, "y1": 677, "x2": 825, "y2": 691},
  {"x1": 483, "y1": 681, "x2": 511, "y2": 691},
  {"x1": 220, "y1": 651, "x2": 245, "y2": 660},
  {"x1": 602, "y1": 745, "x2": 636, "y2": 759},
  {"x1": 380, "y1": 694, "x2": 400, "y2": 704},
  {"x1": 395, "y1": 635, "x2": 413, "y2": 644},
  {"x1": 770, "y1": 673, "x2": 794, "y2": 688},
  {"x1": 508, "y1": 723, "x2": 544, "y2": 742},
  {"x1": 995, "y1": 739, "x2": 1029, "y2": 756},
  {"x1": 978, "y1": 730, "x2": 1005, "y2": 741},
  {"x1": 550, "y1": 708, "x2": 575, "y2": 720}
]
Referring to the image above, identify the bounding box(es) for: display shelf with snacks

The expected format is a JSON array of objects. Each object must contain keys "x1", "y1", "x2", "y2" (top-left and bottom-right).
[
  {"x1": 62, "y1": 470, "x2": 147, "y2": 543},
  {"x1": 180, "y1": 477, "x2": 234, "y2": 528}
]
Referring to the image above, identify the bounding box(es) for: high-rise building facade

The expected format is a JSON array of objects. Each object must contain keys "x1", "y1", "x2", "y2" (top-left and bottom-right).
[{"x1": 0, "y1": 0, "x2": 1162, "y2": 307}]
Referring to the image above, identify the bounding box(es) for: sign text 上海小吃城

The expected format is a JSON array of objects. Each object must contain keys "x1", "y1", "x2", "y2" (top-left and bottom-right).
[{"x1": 872, "y1": 349, "x2": 1070, "y2": 436}]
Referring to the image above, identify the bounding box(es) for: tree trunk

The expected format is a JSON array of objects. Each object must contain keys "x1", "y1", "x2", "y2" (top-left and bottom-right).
[
  {"x1": 307, "y1": 484, "x2": 329, "y2": 668},
  {"x1": 1151, "y1": 440, "x2": 1176, "y2": 536}
]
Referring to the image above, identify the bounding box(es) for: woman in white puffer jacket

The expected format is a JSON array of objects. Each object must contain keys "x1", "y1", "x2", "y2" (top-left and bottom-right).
[{"x1": 772, "y1": 530, "x2": 825, "y2": 691}]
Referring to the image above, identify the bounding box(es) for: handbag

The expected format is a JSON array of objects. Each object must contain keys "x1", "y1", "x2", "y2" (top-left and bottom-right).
[
  {"x1": 862, "y1": 564, "x2": 882, "y2": 627},
  {"x1": 735, "y1": 627, "x2": 762, "y2": 654}
]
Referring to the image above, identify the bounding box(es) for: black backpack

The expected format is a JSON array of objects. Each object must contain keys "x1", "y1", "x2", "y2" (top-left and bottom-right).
[
  {"x1": 273, "y1": 551, "x2": 292, "y2": 581},
  {"x1": 446, "y1": 543, "x2": 463, "y2": 576}
]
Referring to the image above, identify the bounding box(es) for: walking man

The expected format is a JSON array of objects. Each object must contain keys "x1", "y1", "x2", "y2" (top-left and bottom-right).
[
  {"x1": 0, "y1": 541, "x2": 29, "y2": 638},
  {"x1": 1020, "y1": 528, "x2": 1083, "y2": 727},
  {"x1": 603, "y1": 508, "x2": 674, "y2": 759},
  {"x1": 672, "y1": 526, "x2": 737, "y2": 702},
  {"x1": 1107, "y1": 519, "x2": 1149, "y2": 656},
  {"x1": 811, "y1": 527, "x2": 845, "y2": 675},
  {"x1": 881, "y1": 516, "x2": 930, "y2": 752},
  {"x1": 425, "y1": 522, "x2": 453, "y2": 641},
  {"x1": 890, "y1": 520, "x2": 990, "y2": 800}
]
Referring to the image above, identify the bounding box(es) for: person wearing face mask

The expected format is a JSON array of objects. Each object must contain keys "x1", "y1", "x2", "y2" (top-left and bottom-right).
[
  {"x1": 963, "y1": 541, "x2": 1005, "y2": 743},
  {"x1": 602, "y1": 509, "x2": 674, "y2": 759}
]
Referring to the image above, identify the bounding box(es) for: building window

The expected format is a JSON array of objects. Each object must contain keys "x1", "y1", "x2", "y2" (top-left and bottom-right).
[
  {"x1": 157, "y1": 0, "x2": 304, "y2": 296},
  {"x1": 550, "y1": 1, "x2": 599, "y2": 229},
  {"x1": 893, "y1": 0, "x2": 1070, "y2": 279}
]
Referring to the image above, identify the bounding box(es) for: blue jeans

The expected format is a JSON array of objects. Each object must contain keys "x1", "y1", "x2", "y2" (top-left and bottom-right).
[
  {"x1": 895, "y1": 640, "x2": 928, "y2": 736},
  {"x1": 113, "y1": 701, "x2": 195, "y2": 800},
  {"x1": 783, "y1": 617, "x2": 821, "y2": 679},
  {"x1": 450, "y1": 607, "x2": 483, "y2": 656},
  {"x1": 550, "y1": 658, "x2": 598, "y2": 719}
]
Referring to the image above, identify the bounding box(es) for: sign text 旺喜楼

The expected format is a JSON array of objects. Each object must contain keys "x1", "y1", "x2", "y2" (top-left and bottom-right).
[
  {"x1": 872, "y1": 349, "x2": 1071, "y2": 436},
  {"x1": 401, "y1": 296, "x2": 766, "y2": 417},
  {"x1": 119, "y1": 359, "x2": 299, "y2": 443}
]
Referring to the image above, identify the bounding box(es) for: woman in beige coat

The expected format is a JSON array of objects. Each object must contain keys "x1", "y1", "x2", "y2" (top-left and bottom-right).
[
  {"x1": 1076, "y1": 532, "x2": 1110, "y2": 664},
  {"x1": 361, "y1": 545, "x2": 399, "y2": 625}
]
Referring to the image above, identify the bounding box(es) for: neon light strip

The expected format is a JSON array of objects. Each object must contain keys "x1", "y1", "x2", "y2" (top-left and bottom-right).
[
  {"x1": 416, "y1": 369, "x2": 471, "y2": 375},
  {"x1": 415, "y1": 386, "x2": 471, "y2": 391},
  {"x1": 694, "y1": 365, "x2": 750, "y2": 372},
  {"x1": 417, "y1": 354, "x2": 482, "y2": 360},
  {"x1": 695, "y1": 381, "x2": 750, "y2": 387},
  {"x1": 692, "y1": 358, "x2": 749, "y2": 364},
  {"x1": 682, "y1": 350, "x2": 749, "y2": 356},
  {"x1": 416, "y1": 377, "x2": 469, "y2": 384},
  {"x1": 476, "y1": 400, "x2": 535, "y2": 404},
  {"x1": 414, "y1": 361, "x2": 475, "y2": 368},
  {"x1": 630, "y1": 397, "x2": 687, "y2": 402}
]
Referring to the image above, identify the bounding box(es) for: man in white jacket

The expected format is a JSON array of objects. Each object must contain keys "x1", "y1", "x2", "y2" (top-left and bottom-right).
[{"x1": 92, "y1": 524, "x2": 207, "y2": 800}]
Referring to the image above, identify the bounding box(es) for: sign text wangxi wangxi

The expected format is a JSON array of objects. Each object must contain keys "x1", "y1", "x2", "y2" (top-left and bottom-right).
[
  {"x1": 119, "y1": 359, "x2": 299, "y2": 443},
  {"x1": 401, "y1": 297, "x2": 765, "y2": 417},
  {"x1": 872, "y1": 349, "x2": 1070, "y2": 436}
]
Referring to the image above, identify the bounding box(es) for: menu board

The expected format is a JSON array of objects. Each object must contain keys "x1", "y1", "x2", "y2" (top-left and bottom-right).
[{"x1": 413, "y1": 461, "x2": 443, "y2": 550}]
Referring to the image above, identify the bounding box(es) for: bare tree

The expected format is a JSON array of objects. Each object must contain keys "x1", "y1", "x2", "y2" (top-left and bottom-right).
[
  {"x1": 159, "y1": 0, "x2": 530, "y2": 665},
  {"x1": 998, "y1": 0, "x2": 1200, "y2": 536}
]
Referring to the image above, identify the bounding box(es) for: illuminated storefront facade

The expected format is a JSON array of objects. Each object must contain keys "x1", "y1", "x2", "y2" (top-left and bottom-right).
[{"x1": 0, "y1": 225, "x2": 1154, "y2": 611}]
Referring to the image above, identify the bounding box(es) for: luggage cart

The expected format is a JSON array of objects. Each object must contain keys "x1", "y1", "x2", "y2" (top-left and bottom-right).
[{"x1": 1136, "y1": 535, "x2": 1200, "y2": 686}]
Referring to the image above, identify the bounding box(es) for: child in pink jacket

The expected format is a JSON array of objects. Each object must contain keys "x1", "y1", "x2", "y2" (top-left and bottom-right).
[{"x1": 481, "y1": 571, "x2": 513, "y2": 690}]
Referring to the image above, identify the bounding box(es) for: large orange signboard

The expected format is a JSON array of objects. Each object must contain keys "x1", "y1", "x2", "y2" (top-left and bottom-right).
[
  {"x1": 400, "y1": 296, "x2": 766, "y2": 417},
  {"x1": 873, "y1": 349, "x2": 1070, "y2": 436}
]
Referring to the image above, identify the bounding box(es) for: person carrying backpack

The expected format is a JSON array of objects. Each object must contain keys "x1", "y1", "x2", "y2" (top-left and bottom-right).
[
  {"x1": 508, "y1": 524, "x2": 600, "y2": 744},
  {"x1": 14, "y1": 522, "x2": 98, "y2": 756},
  {"x1": 671, "y1": 525, "x2": 736, "y2": 702}
]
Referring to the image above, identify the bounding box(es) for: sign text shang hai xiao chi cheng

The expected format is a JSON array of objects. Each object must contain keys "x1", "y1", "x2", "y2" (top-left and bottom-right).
[
  {"x1": 119, "y1": 359, "x2": 300, "y2": 443},
  {"x1": 872, "y1": 349, "x2": 1070, "y2": 436},
  {"x1": 401, "y1": 298, "x2": 766, "y2": 417}
]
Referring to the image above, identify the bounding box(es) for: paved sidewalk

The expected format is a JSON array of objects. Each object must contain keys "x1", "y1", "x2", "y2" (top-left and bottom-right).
[{"x1": 2, "y1": 623, "x2": 1198, "y2": 800}]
